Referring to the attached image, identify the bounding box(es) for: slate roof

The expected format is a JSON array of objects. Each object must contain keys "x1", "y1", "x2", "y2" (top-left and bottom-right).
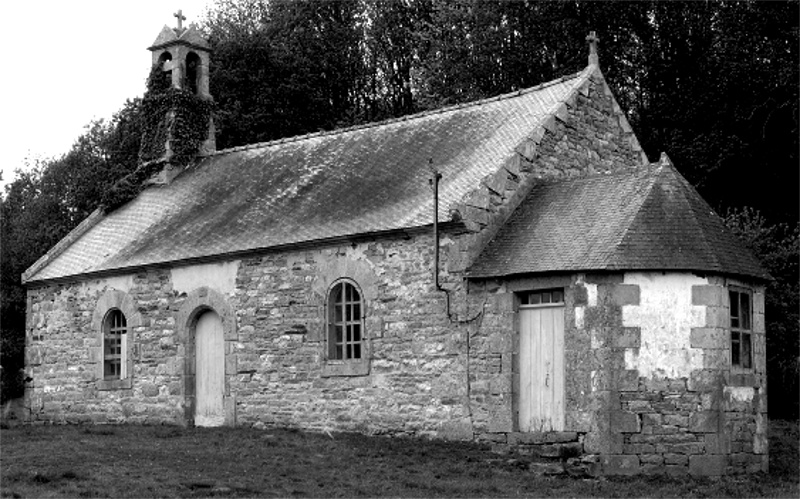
[
  {"x1": 468, "y1": 163, "x2": 770, "y2": 281},
  {"x1": 24, "y1": 69, "x2": 592, "y2": 284},
  {"x1": 149, "y1": 24, "x2": 210, "y2": 51}
]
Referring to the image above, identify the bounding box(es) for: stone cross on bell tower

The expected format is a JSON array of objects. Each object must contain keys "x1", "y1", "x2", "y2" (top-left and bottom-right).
[
  {"x1": 174, "y1": 9, "x2": 187, "y2": 31},
  {"x1": 144, "y1": 11, "x2": 217, "y2": 181},
  {"x1": 586, "y1": 31, "x2": 600, "y2": 67}
]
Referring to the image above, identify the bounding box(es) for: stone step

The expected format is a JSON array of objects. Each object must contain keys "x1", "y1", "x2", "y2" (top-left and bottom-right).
[{"x1": 485, "y1": 455, "x2": 596, "y2": 477}]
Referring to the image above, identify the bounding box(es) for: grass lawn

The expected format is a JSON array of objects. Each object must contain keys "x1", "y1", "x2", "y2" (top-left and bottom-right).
[{"x1": 1, "y1": 420, "x2": 797, "y2": 498}]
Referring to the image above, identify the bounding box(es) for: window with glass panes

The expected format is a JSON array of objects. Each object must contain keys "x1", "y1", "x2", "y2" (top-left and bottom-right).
[
  {"x1": 729, "y1": 289, "x2": 752, "y2": 368},
  {"x1": 328, "y1": 280, "x2": 363, "y2": 360},
  {"x1": 520, "y1": 289, "x2": 564, "y2": 306},
  {"x1": 104, "y1": 309, "x2": 127, "y2": 379}
]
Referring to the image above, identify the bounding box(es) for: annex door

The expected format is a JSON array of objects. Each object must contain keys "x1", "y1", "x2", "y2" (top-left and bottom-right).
[
  {"x1": 195, "y1": 310, "x2": 225, "y2": 427},
  {"x1": 519, "y1": 290, "x2": 565, "y2": 432}
]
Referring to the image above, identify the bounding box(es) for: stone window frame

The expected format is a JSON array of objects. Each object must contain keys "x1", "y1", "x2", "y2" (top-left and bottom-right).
[
  {"x1": 176, "y1": 286, "x2": 238, "y2": 427},
  {"x1": 322, "y1": 278, "x2": 370, "y2": 377},
  {"x1": 729, "y1": 286, "x2": 753, "y2": 369},
  {"x1": 103, "y1": 309, "x2": 128, "y2": 380},
  {"x1": 92, "y1": 289, "x2": 141, "y2": 391}
]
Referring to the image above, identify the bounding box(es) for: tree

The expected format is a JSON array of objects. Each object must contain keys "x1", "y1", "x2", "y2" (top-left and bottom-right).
[
  {"x1": 204, "y1": 0, "x2": 366, "y2": 148},
  {"x1": 725, "y1": 208, "x2": 799, "y2": 419},
  {"x1": 0, "y1": 101, "x2": 143, "y2": 402},
  {"x1": 2, "y1": 0, "x2": 797, "y2": 416}
]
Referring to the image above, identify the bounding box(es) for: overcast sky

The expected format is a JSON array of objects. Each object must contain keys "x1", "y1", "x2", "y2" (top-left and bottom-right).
[{"x1": 0, "y1": 0, "x2": 212, "y2": 190}]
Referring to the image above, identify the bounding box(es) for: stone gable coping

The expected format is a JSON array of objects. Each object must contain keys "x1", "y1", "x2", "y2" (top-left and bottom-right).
[{"x1": 451, "y1": 64, "x2": 648, "y2": 273}]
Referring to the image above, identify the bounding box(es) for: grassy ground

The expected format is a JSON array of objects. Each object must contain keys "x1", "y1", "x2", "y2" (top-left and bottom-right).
[{"x1": 1, "y1": 420, "x2": 797, "y2": 498}]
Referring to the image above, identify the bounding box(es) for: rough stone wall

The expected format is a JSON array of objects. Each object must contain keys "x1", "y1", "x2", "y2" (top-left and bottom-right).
[
  {"x1": 465, "y1": 272, "x2": 767, "y2": 476},
  {"x1": 24, "y1": 233, "x2": 476, "y2": 438},
  {"x1": 26, "y1": 273, "x2": 186, "y2": 424},
  {"x1": 23, "y1": 65, "x2": 767, "y2": 475},
  {"x1": 609, "y1": 273, "x2": 768, "y2": 475},
  {"x1": 23, "y1": 249, "x2": 767, "y2": 475}
]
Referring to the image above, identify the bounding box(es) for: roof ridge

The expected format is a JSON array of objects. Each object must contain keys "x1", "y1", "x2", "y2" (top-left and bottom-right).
[
  {"x1": 655, "y1": 163, "x2": 727, "y2": 273},
  {"x1": 533, "y1": 164, "x2": 659, "y2": 187},
  {"x1": 208, "y1": 70, "x2": 586, "y2": 157},
  {"x1": 605, "y1": 167, "x2": 661, "y2": 268}
]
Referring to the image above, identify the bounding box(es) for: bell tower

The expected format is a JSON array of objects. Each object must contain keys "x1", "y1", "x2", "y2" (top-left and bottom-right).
[{"x1": 146, "y1": 10, "x2": 215, "y2": 171}]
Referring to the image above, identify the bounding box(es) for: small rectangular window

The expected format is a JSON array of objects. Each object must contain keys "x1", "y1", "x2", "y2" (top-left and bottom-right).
[
  {"x1": 729, "y1": 289, "x2": 753, "y2": 369},
  {"x1": 521, "y1": 289, "x2": 565, "y2": 306}
]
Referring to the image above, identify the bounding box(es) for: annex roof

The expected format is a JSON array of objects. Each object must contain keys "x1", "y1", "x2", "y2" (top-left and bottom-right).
[
  {"x1": 24, "y1": 68, "x2": 592, "y2": 284},
  {"x1": 468, "y1": 160, "x2": 770, "y2": 281}
]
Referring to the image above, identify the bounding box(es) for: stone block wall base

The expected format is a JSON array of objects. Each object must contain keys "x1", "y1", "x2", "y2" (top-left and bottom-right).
[
  {"x1": 596, "y1": 455, "x2": 641, "y2": 475},
  {"x1": 689, "y1": 454, "x2": 728, "y2": 476}
]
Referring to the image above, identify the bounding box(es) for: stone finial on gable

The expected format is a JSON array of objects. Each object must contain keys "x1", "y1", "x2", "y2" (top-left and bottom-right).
[
  {"x1": 659, "y1": 152, "x2": 673, "y2": 167},
  {"x1": 586, "y1": 31, "x2": 600, "y2": 67}
]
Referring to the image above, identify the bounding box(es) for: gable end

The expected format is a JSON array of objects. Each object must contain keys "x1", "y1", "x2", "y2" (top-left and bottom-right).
[{"x1": 449, "y1": 66, "x2": 648, "y2": 273}]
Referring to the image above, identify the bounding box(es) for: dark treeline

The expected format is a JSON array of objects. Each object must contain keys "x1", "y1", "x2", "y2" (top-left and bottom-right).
[{"x1": 1, "y1": 0, "x2": 797, "y2": 416}]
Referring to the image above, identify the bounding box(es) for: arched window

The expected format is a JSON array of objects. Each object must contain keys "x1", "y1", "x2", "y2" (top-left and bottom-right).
[
  {"x1": 157, "y1": 52, "x2": 173, "y2": 90},
  {"x1": 103, "y1": 309, "x2": 127, "y2": 380},
  {"x1": 93, "y1": 290, "x2": 138, "y2": 390},
  {"x1": 328, "y1": 280, "x2": 363, "y2": 361},
  {"x1": 185, "y1": 52, "x2": 201, "y2": 95}
]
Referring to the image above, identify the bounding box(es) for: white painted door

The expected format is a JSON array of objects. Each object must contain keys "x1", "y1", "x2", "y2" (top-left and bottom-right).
[
  {"x1": 195, "y1": 310, "x2": 225, "y2": 427},
  {"x1": 519, "y1": 303, "x2": 565, "y2": 432}
]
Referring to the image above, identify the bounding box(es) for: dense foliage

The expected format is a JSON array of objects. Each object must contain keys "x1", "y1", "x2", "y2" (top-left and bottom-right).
[
  {"x1": 724, "y1": 208, "x2": 800, "y2": 419},
  {"x1": 101, "y1": 65, "x2": 215, "y2": 212},
  {"x1": 2, "y1": 0, "x2": 797, "y2": 414}
]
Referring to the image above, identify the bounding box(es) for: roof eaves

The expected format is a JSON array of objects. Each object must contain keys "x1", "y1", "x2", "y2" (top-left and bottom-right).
[
  {"x1": 467, "y1": 264, "x2": 772, "y2": 282},
  {"x1": 24, "y1": 220, "x2": 465, "y2": 287}
]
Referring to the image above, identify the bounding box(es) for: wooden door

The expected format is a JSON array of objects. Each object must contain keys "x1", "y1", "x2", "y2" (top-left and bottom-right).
[
  {"x1": 519, "y1": 301, "x2": 565, "y2": 432},
  {"x1": 195, "y1": 310, "x2": 225, "y2": 427}
]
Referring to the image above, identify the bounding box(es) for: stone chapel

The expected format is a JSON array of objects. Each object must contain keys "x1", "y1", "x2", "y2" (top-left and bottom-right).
[{"x1": 22, "y1": 19, "x2": 770, "y2": 476}]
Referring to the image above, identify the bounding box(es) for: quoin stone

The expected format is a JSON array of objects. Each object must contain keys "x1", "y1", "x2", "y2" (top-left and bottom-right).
[{"x1": 21, "y1": 18, "x2": 769, "y2": 476}]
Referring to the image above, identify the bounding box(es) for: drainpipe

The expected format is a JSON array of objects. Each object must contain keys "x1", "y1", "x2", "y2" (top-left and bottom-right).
[{"x1": 430, "y1": 159, "x2": 443, "y2": 291}]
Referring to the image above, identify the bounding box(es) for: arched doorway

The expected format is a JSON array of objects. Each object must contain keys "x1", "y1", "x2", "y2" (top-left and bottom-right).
[{"x1": 195, "y1": 310, "x2": 224, "y2": 427}]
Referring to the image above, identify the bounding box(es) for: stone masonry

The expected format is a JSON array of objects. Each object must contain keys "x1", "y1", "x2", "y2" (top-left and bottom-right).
[
  {"x1": 470, "y1": 272, "x2": 767, "y2": 476},
  {"x1": 23, "y1": 64, "x2": 766, "y2": 476}
]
